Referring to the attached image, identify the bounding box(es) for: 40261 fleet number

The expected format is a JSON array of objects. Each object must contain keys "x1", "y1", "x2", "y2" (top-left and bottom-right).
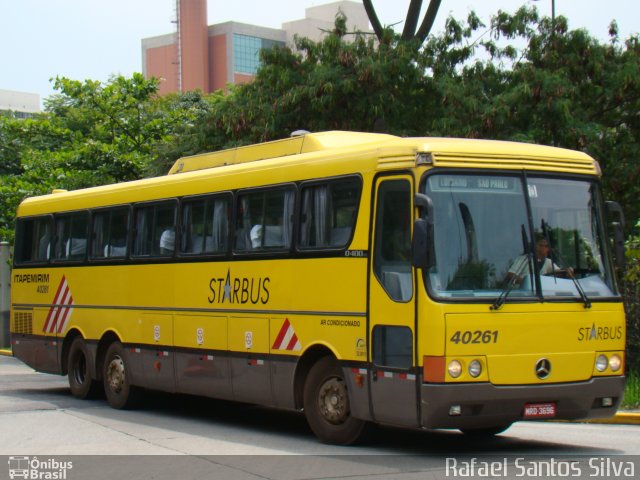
[{"x1": 450, "y1": 330, "x2": 499, "y2": 345}]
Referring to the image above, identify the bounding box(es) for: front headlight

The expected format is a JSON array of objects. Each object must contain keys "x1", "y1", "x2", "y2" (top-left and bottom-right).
[
  {"x1": 609, "y1": 354, "x2": 622, "y2": 372},
  {"x1": 448, "y1": 360, "x2": 462, "y2": 378},
  {"x1": 468, "y1": 360, "x2": 482, "y2": 378},
  {"x1": 595, "y1": 354, "x2": 608, "y2": 372}
]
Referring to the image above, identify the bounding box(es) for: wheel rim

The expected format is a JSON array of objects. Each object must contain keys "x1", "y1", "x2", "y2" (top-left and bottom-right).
[
  {"x1": 106, "y1": 355, "x2": 125, "y2": 394},
  {"x1": 317, "y1": 377, "x2": 349, "y2": 425}
]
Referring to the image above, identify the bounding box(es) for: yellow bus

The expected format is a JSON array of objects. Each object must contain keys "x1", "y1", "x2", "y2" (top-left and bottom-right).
[{"x1": 10, "y1": 131, "x2": 627, "y2": 444}]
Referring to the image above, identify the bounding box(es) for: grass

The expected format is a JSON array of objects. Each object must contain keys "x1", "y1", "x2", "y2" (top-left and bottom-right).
[{"x1": 622, "y1": 369, "x2": 640, "y2": 409}]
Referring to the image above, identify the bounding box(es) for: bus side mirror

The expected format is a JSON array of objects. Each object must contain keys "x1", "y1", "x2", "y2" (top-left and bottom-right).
[
  {"x1": 412, "y1": 193, "x2": 435, "y2": 270},
  {"x1": 605, "y1": 201, "x2": 625, "y2": 270}
]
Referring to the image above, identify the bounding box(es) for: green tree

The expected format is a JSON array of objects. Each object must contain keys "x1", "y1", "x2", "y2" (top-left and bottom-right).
[
  {"x1": 162, "y1": 7, "x2": 639, "y2": 231},
  {"x1": 623, "y1": 221, "x2": 640, "y2": 378},
  {"x1": 144, "y1": 89, "x2": 222, "y2": 176},
  {"x1": 403, "y1": 6, "x2": 640, "y2": 228},
  {"x1": 45, "y1": 73, "x2": 166, "y2": 183},
  {"x1": 0, "y1": 74, "x2": 200, "y2": 242},
  {"x1": 172, "y1": 12, "x2": 429, "y2": 159}
]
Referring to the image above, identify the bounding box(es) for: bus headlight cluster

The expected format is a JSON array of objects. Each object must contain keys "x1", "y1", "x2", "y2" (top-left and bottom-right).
[
  {"x1": 448, "y1": 360, "x2": 462, "y2": 378},
  {"x1": 595, "y1": 353, "x2": 622, "y2": 373},
  {"x1": 468, "y1": 360, "x2": 483, "y2": 378},
  {"x1": 609, "y1": 354, "x2": 622, "y2": 372},
  {"x1": 447, "y1": 359, "x2": 483, "y2": 379}
]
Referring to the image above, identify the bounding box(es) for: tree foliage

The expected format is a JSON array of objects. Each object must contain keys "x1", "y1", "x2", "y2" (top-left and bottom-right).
[
  {"x1": 0, "y1": 73, "x2": 207, "y2": 241},
  {"x1": 180, "y1": 7, "x2": 640, "y2": 229},
  {"x1": 624, "y1": 221, "x2": 640, "y2": 372}
]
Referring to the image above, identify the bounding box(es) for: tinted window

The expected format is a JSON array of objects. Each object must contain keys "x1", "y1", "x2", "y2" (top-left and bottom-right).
[
  {"x1": 372, "y1": 326, "x2": 413, "y2": 369},
  {"x1": 132, "y1": 202, "x2": 177, "y2": 257},
  {"x1": 373, "y1": 180, "x2": 413, "y2": 302},
  {"x1": 299, "y1": 177, "x2": 360, "y2": 249},
  {"x1": 235, "y1": 188, "x2": 294, "y2": 252},
  {"x1": 91, "y1": 207, "x2": 129, "y2": 259},
  {"x1": 180, "y1": 195, "x2": 230, "y2": 255},
  {"x1": 54, "y1": 212, "x2": 89, "y2": 261},
  {"x1": 15, "y1": 216, "x2": 52, "y2": 263}
]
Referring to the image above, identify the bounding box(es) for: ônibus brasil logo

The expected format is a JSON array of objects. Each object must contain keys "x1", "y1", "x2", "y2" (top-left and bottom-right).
[{"x1": 8, "y1": 456, "x2": 73, "y2": 479}]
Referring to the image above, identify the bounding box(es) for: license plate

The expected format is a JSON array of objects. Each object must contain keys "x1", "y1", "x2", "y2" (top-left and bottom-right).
[{"x1": 523, "y1": 402, "x2": 556, "y2": 419}]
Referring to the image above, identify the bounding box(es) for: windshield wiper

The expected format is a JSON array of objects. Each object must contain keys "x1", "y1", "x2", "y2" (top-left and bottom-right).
[
  {"x1": 491, "y1": 225, "x2": 531, "y2": 311},
  {"x1": 541, "y1": 219, "x2": 592, "y2": 309},
  {"x1": 567, "y1": 268, "x2": 592, "y2": 308},
  {"x1": 491, "y1": 266, "x2": 525, "y2": 311}
]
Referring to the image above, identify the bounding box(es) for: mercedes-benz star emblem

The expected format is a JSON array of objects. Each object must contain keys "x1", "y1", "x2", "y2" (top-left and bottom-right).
[{"x1": 535, "y1": 358, "x2": 552, "y2": 379}]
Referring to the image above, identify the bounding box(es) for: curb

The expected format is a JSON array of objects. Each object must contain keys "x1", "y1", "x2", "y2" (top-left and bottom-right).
[
  {"x1": 586, "y1": 412, "x2": 640, "y2": 425},
  {"x1": 0, "y1": 349, "x2": 12, "y2": 357}
]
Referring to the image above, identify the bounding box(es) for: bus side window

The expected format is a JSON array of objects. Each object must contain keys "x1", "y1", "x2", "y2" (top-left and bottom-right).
[
  {"x1": 235, "y1": 188, "x2": 294, "y2": 252},
  {"x1": 92, "y1": 207, "x2": 129, "y2": 259},
  {"x1": 132, "y1": 201, "x2": 177, "y2": 257},
  {"x1": 53, "y1": 212, "x2": 89, "y2": 261},
  {"x1": 15, "y1": 216, "x2": 52, "y2": 263},
  {"x1": 372, "y1": 325, "x2": 413, "y2": 369},
  {"x1": 299, "y1": 177, "x2": 361, "y2": 250},
  {"x1": 180, "y1": 195, "x2": 230, "y2": 255}
]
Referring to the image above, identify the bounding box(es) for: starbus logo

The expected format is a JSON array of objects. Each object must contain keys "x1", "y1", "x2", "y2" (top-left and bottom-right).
[
  {"x1": 8, "y1": 456, "x2": 73, "y2": 479},
  {"x1": 577, "y1": 323, "x2": 623, "y2": 342},
  {"x1": 208, "y1": 268, "x2": 270, "y2": 305}
]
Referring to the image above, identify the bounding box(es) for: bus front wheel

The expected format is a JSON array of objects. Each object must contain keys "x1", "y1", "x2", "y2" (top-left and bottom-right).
[
  {"x1": 103, "y1": 341, "x2": 142, "y2": 409},
  {"x1": 67, "y1": 337, "x2": 101, "y2": 399},
  {"x1": 303, "y1": 356, "x2": 366, "y2": 445}
]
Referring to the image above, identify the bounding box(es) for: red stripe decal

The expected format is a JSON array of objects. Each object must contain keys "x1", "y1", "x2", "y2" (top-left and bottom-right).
[{"x1": 272, "y1": 318, "x2": 291, "y2": 350}]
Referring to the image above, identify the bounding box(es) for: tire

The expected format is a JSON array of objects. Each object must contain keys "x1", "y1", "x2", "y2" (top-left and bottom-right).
[
  {"x1": 460, "y1": 424, "x2": 511, "y2": 437},
  {"x1": 103, "y1": 341, "x2": 143, "y2": 409},
  {"x1": 303, "y1": 356, "x2": 366, "y2": 445},
  {"x1": 67, "y1": 337, "x2": 101, "y2": 399}
]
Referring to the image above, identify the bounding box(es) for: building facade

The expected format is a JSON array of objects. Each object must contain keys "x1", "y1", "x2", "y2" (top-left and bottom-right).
[
  {"x1": 142, "y1": 0, "x2": 370, "y2": 95},
  {"x1": 0, "y1": 89, "x2": 41, "y2": 119}
]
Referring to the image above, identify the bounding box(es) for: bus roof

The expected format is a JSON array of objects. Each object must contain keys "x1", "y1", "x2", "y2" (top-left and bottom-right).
[
  {"x1": 167, "y1": 131, "x2": 397, "y2": 174},
  {"x1": 167, "y1": 131, "x2": 597, "y2": 176},
  {"x1": 17, "y1": 131, "x2": 599, "y2": 216}
]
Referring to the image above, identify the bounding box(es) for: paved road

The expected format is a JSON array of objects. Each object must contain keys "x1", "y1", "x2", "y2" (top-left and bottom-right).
[{"x1": 0, "y1": 355, "x2": 638, "y2": 480}]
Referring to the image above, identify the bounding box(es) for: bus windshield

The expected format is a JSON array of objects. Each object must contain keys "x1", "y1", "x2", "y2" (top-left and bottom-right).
[{"x1": 423, "y1": 173, "x2": 617, "y2": 301}]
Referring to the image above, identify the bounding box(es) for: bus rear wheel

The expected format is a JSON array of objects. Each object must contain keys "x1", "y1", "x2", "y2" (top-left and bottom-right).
[
  {"x1": 103, "y1": 341, "x2": 142, "y2": 409},
  {"x1": 303, "y1": 356, "x2": 365, "y2": 445},
  {"x1": 67, "y1": 337, "x2": 101, "y2": 399}
]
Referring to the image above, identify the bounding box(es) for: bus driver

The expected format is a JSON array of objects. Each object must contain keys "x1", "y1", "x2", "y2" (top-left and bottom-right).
[{"x1": 507, "y1": 237, "x2": 572, "y2": 283}]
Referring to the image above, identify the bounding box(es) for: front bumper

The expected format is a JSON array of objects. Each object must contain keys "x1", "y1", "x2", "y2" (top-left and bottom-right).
[{"x1": 421, "y1": 376, "x2": 625, "y2": 430}]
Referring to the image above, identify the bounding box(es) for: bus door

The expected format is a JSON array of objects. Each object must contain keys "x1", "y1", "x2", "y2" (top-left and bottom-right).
[{"x1": 368, "y1": 176, "x2": 419, "y2": 427}]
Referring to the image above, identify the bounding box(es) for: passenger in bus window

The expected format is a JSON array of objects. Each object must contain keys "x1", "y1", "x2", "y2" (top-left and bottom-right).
[
  {"x1": 160, "y1": 228, "x2": 175, "y2": 254},
  {"x1": 250, "y1": 224, "x2": 263, "y2": 249}
]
